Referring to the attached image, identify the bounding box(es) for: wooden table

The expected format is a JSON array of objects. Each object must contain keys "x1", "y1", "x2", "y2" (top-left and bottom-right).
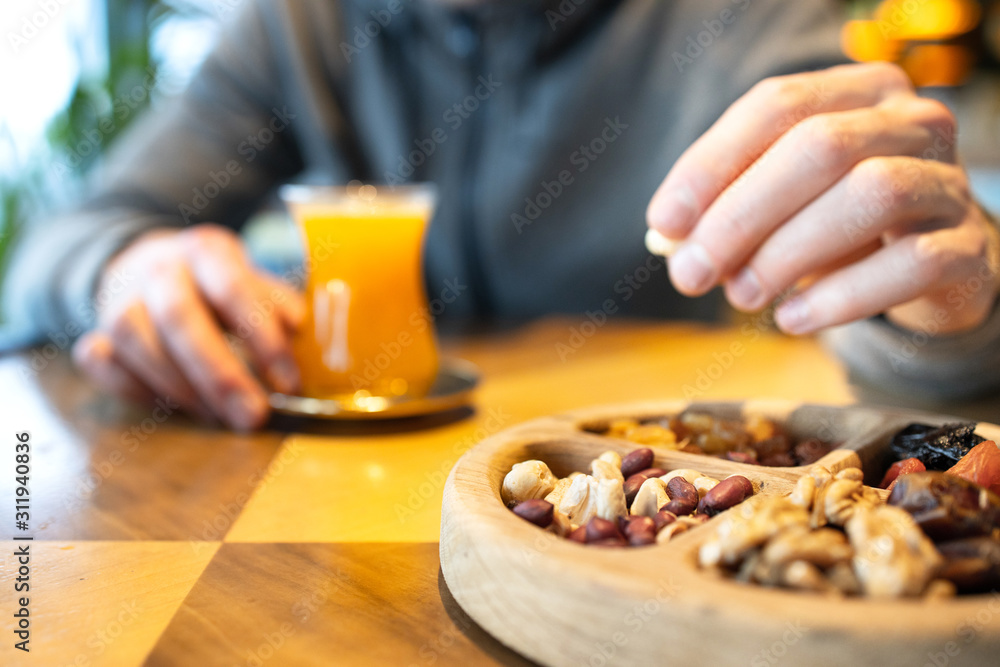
[{"x1": 0, "y1": 318, "x2": 966, "y2": 666}]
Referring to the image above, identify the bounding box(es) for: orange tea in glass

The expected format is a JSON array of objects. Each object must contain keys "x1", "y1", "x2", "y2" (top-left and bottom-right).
[{"x1": 280, "y1": 183, "x2": 439, "y2": 404}]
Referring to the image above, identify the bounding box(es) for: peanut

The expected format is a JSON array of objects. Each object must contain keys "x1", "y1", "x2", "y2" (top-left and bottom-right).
[
  {"x1": 662, "y1": 477, "x2": 699, "y2": 516},
  {"x1": 624, "y1": 472, "x2": 650, "y2": 506},
  {"x1": 513, "y1": 499, "x2": 554, "y2": 528},
  {"x1": 585, "y1": 517, "x2": 623, "y2": 543},
  {"x1": 725, "y1": 475, "x2": 754, "y2": 497},
  {"x1": 625, "y1": 516, "x2": 657, "y2": 546},
  {"x1": 620, "y1": 448, "x2": 654, "y2": 479},
  {"x1": 654, "y1": 509, "x2": 678, "y2": 532},
  {"x1": 698, "y1": 476, "x2": 749, "y2": 516}
]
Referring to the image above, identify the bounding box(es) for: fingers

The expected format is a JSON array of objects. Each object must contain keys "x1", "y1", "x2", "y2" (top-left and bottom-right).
[
  {"x1": 102, "y1": 301, "x2": 214, "y2": 420},
  {"x1": 725, "y1": 158, "x2": 970, "y2": 312},
  {"x1": 73, "y1": 331, "x2": 155, "y2": 404},
  {"x1": 647, "y1": 62, "x2": 913, "y2": 239},
  {"x1": 180, "y1": 226, "x2": 301, "y2": 395},
  {"x1": 775, "y1": 221, "x2": 988, "y2": 335},
  {"x1": 142, "y1": 260, "x2": 270, "y2": 431},
  {"x1": 261, "y1": 273, "x2": 306, "y2": 331},
  {"x1": 672, "y1": 97, "x2": 957, "y2": 297}
]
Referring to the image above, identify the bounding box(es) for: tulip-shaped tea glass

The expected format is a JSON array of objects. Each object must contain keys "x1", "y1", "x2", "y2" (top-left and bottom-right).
[{"x1": 281, "y1": 183, "x2": 439, "y2": 408}]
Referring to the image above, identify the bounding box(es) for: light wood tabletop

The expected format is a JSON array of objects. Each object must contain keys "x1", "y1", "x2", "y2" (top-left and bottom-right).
[{"x1": 0, "y1": 317, "x2": 985, "y2": 666}]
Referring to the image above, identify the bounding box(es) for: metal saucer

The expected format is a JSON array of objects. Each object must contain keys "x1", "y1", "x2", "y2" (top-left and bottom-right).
[{"x1": 268, "y1": 358, "x2": 480, "y2": 420}]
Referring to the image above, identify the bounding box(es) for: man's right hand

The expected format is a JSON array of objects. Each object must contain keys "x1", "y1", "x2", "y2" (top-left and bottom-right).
[{"x1": 72, "y1": 224, "x2": 304, "y2": 430}]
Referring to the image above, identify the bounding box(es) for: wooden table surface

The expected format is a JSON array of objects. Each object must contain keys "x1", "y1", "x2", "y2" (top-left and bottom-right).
[{"x1": 0, "y1": 317, "x2": 981, "y2": 666}]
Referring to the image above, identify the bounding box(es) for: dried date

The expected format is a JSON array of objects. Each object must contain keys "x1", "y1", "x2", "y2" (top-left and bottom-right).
[{"x1": 887, "y1": 472, "x2": 1000, "y2": 541}]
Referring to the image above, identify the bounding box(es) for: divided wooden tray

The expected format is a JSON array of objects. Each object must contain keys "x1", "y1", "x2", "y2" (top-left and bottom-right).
[{"x1": 440, "y1": 400, "x2": 1000, "y2": 667}]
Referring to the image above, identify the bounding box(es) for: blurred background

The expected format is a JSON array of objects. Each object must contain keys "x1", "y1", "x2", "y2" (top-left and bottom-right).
[{"x1": 1, "y1": 0, "x2": 1000, "y2": 328}]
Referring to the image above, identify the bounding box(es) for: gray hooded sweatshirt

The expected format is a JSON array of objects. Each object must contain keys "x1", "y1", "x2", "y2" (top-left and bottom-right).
[{"x1": 5, "y1": 0, "x2": 999, "y2": 400}]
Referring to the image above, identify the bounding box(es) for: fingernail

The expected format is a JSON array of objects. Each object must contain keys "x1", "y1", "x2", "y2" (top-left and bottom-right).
[
  {"x1": 645, "y1": 228, "x2": 681, "y2": 257},
  {"x1": 669, "y1": 243, "x2": 716, "y2": 294},
  {"x1": 728, "y1": 267, "x2": 763, "y2": 310},
  {"x1": 776, "y1": 297, "x2": 813, "y2": 334},
  {"x1": 648, "y1": 184, "x2": 698, "y2": 237},
  {"x1": 270, "y1": 358, "x2": 300, "y2": 395},
  {"x1": 226, "y1": 391, "x2": 267, "y2": 431}
]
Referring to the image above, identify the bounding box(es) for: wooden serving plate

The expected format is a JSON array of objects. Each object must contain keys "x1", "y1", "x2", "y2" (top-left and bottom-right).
[{"x1": 440, "y1": 400, "x2": 1000, "y2": 667}]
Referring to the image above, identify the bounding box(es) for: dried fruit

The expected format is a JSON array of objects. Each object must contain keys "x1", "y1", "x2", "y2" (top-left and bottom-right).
[
  {"x1": 597, "y1": 413, "x2": 834, "y2": 467},
  {"x1": 936, "y1": 536, "x2": 1000, "y2": 593},
  {"x1": 880, "y1": 457, "x2": 926, "y2": 490},
  {"x1": 946, "y1": 440, "x2": 1000, "y2": 495},
  {"x1": 889, "y1": 422, "x2": 985, "y2": 471},
  {"x1": 887, "y1": 472, "x2": 1000, "y2": 541},
  {"x1": 794, "y1": 438, "x2": 833, "y2": 465}
]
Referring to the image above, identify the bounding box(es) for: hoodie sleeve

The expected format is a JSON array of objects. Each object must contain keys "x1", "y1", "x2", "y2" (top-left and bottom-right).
[{"x1": 3, "y1": 0, "x2": 306, "y2": 341}]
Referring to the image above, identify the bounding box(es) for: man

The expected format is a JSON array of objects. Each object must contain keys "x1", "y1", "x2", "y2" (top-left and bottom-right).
[{"x1": 6, "y1": 0, "x2": 998, "y2": 429}]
